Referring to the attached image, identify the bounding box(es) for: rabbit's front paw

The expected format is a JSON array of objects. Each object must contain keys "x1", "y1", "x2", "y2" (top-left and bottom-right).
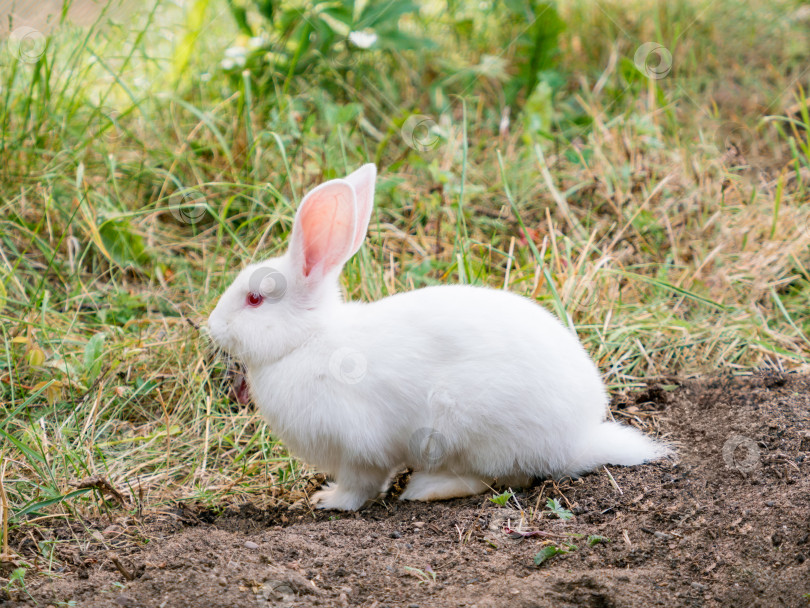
[{"x1": 310, "y1": 482, "x2": 370, "y2": 511}]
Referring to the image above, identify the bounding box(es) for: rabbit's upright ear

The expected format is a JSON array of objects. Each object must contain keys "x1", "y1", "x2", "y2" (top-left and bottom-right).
[
  {"x1": 343, "y1": 164, "x2": 376, "y2": 255},
  {"x1": 289, "y1": 179, "x2": 357, "y2": 280}
]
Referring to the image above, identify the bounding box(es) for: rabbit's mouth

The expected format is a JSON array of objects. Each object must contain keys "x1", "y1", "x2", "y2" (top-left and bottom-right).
[
  {"x1": 233, "y1": 370, "x2": 251, "y2": 405},
  {"x1": 227, "y1": 363, "x2": 252, "y2": 405}
]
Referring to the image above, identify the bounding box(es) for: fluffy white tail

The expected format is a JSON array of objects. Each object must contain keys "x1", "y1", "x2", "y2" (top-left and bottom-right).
[{"x1": 564, "y1": 422, "x2": 670, "y2": 476}]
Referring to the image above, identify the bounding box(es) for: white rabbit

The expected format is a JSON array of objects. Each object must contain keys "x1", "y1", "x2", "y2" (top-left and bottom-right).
[{"x1": 208, "y1": 164, "x2": 669, "y2": 511}]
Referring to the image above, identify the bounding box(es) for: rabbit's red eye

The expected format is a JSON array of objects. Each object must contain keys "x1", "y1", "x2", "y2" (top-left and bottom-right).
[{"x1": 246, "y1": 292, "x2": 264, "y2": 307}]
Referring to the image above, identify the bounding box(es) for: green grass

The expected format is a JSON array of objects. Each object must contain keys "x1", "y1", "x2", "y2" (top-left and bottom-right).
[{"x1": 1, "y1": 0, "x2": 809, "y2": 573}]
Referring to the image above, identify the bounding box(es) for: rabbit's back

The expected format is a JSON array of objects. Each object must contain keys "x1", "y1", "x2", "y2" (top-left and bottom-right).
[{"x1": 348, "y1": 285, "x2": 609, "y2": 474}]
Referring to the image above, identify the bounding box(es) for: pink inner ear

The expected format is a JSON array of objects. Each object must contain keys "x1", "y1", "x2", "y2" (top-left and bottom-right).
[{"x1": 295, "y1": 182, "x2": 356, "y2": 277}]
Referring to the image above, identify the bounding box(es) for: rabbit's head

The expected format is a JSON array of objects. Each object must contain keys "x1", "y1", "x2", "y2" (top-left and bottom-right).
[{"x1": 208, "y1": 164, "x2": 376, "y2": 365}]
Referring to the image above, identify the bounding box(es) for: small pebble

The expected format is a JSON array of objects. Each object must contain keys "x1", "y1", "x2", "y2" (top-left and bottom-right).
[
  {"x1": 765, "y1": 501, "x2": 775, "y2": 507},
  {"x1": 691, "y1": 582, "x2": 706, "y2": 591},
  {"x1": 244, "y1": 541, "x2": 259, "y2": 549},
  {"x1": 390, "y1": 531, "x2": 402, "y2": 539}
]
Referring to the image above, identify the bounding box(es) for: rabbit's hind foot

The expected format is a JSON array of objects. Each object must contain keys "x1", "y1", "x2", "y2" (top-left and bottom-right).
[{"x1": 400, "y1": 471, "x2": 489, "y2": 502}]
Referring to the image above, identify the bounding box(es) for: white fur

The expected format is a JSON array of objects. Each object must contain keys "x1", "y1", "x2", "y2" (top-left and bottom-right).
[{"x1": 208, "y1": 164, "x2": 669, "y2": 511}]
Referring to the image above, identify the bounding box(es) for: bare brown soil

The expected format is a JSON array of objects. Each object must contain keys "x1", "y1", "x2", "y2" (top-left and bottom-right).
[{"x1": 2, "y1": 373, "x2": 809, "y2": 607}]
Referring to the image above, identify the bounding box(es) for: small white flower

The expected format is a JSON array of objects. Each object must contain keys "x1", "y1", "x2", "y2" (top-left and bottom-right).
[
  {"x1": 348, "y1": 30, "x2": 377, "y2": 49},
  {"x1": 224, "y1": 46, "x2": 247, "y2": 67},
  {"x1": 221, "y1": 57, "x2": 236, "y2": 70},
  {"x1": 225, "y1": 46, "x2": 247, "y2": 58},
  {"x1": 247, "y1": 36, "x2": 266, "y2": 50}
]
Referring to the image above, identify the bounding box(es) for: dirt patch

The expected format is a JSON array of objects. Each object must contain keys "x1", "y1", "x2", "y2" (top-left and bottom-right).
[{"x1": 2, "y1": 373, "x2": 809, "y2": 607}]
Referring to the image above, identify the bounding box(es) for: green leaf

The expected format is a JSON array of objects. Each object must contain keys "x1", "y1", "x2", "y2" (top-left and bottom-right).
[
  {"x1": 0, "y1": 427, "x2": 47, "y2": 468},
  {"x1": 134, "y1": 377, "x2": 160, "y2": 395},
  {"x1": 489, "y1": 490, "x2": 514, "y2": 506},
  {"x1": 0, "y1": 276, "x2": 7, "y2": 314},
  {"x1": 83, "y1": 332, "x2": 107, "y2": 381},
  {"x1": 98, "y1": 218, "x2": 149, "y2": 269},
  {"x1": 545, "y1": 497, "x2": 574, "y2": 520},
  {"x1": 359, "y1": 1, "x2": 421, "y2": 29},
  {"x1": 587, "y1": 534, "x2": 610, "y2": 547},
  {"x1": 1, "y1": 381, "x2": 58, "y2": 430},
  {"x1": 226, "y1": 0, "x2": 253, "y2": 35},
  {"x1": 12, "y1": 488, "x2": 93, "y2": 521},
  {"x1": 325, "y1": 102, "x2": 362, "y2": 125},
  {"x1": 505, "y1": 0, "x2": 565, "y2": 105},
  {"x1": 171, "y1": 0, "x2": 212, "y2": 82},
  {"x1": 9, "y1": 567, "x2": 28, "y2": 584},
  {"x1": 523, "y1": 80, "x2": 554, "y2": 141},
  {"x1": 616, "y1": 270, "x2": 727, "y2": 311},
  {"x1": 564, "y1": 147, "x2": 593, "y2": 166},
  {"x1": 534, "y1": 545, "x2": 564, "y2": 566}
]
